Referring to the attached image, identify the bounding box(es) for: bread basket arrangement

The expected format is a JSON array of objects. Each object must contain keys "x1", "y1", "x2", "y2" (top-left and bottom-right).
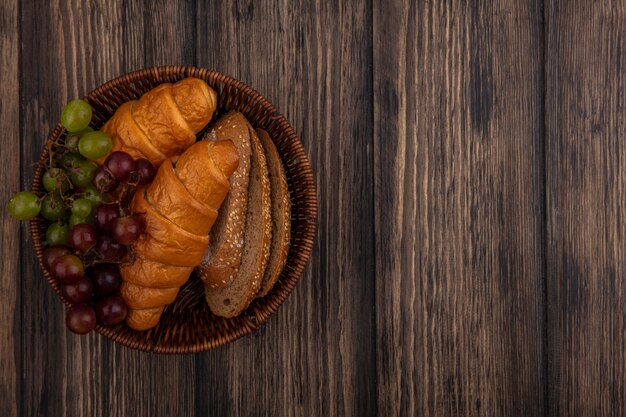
[{"x1": 23, "y1": 66, "x2": 317, "y2": 353}]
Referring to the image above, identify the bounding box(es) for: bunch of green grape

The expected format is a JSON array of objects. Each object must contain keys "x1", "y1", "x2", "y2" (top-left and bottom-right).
[
  {"x1": 6, "y1": 99, "x2": 156, "y2": 335},
  {"x1": 8, "y1": 99, "x2": 113, "y2": 221}
]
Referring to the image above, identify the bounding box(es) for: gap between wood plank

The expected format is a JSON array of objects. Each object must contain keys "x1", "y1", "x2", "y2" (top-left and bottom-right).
[
  {"x1": 369, "y1": 1, "x2": 378, "y2": 416},
  {"x1": 539, "y1": 2, "x2": 552, "y2": 416},
  {"x1": 17, "y1": 0, "x2": 24, "y2": 413}
]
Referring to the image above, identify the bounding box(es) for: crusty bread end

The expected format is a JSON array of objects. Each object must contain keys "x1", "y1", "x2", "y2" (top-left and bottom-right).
[{"x1": 205, "y1": 127, "x2": 272, "y2": 317}]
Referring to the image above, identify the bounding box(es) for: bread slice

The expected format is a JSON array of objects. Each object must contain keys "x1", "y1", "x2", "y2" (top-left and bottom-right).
[
  {"x1": 256, "y1": 129, "x2": 291, "y2": 297},
  {"x1": 196, "y1": 112, "x2": 252, "y2": 288},
  {"x1": 205, "y1": 127, "x2": 272, "y2": 317}
]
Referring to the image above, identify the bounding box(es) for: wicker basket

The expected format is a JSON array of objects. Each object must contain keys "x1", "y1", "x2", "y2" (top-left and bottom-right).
[{"x1": 29, "y1": 66, "x2": 317, "y2": 353}]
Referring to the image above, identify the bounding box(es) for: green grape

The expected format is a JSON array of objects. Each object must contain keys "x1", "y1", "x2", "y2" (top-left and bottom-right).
[
  {"x1": 40, "y1": 193, "x2": 68, "y2": 221},
  {"x1": 79, "y1": 131, "x2": 112, "y2": 160},
  {"x1": 61, "y1": 99, "x2": 92, "y2": 133},
  {"x1": 71, "y1": 197, "x2": 92, "y2": 218},
  {"x1": 65, "y1": 127, "x2": 93, "y2": 153},
  {"x1": 69, "y1": 213, "x2": 94, "y2": 228},
  {"x1": 43, "y1": 168, "x2": 70, "y2": 193},
  {"x1": 70, "y1": 160, "x2": 97, "y2": 188},
  {"x1": 60, "y1": 152, "x2": 84, "y2": 170},
  {"x1": 46, "y1": 222, "x2": 70, "y2": 245},
  {"x1": 7, "y1": 191, "x2": 41, "y2": 220},
  {"x1": 81, "y1": 186, "x2": 101, "y2": 207}
]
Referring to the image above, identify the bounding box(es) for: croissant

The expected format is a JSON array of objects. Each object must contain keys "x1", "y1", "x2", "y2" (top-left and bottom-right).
[
  {"x1": 119, "y1": 140, "x2": 239, "y2": 330},
  {"x1": 97, "y1": 78, "x2": 217, "y2": 166}
]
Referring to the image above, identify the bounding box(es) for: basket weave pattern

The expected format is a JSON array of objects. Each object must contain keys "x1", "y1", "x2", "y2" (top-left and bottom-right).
[{"x1": 29, "y1": 66, "x2": 318, "y2": 353}]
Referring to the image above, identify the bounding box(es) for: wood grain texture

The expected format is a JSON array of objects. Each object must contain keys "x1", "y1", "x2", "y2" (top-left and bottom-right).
[
  {"x1": 373, "y1": 1, "x2": 546, "y2": 415},
  {"x1": 195, "y1": 1, "x2": 375, "y2": 415},
  {"x1": 545, "y1": 2, "x2": 626, "y2": 415},
  {"x1": 19, "y1": 1, "x2": 198, "y2": 416},
  {"x1": 0, "y1": 0, "x2": 20, "y2": 415},
  {"x1": 6, "y1": 0, "x2": 626, "y2": 415}
]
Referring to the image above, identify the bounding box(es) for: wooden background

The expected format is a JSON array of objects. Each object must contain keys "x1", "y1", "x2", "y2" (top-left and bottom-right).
[{"x1": 1, "y1": 0, "x2": 625, "y2": 416}]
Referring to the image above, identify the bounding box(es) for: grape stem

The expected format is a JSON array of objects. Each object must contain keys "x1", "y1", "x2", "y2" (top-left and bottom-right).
[
  {"x1": 42, "y1": 132, "x2": 137, "y2": 271},
  {"x1": 80, "y1": 244, "x2": 136, "y2": 268}
]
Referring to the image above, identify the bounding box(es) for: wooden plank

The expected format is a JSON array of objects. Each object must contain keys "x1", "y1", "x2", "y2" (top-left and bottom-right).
[
  {"x1": 195, "y1": 1, "x2": 376, "y2": 416},
  {"x1": 0, "y1": 0, "x2": 20, "y2": 415},
  {"x1": 19, "y1": 1, "x2": 198, "y2": 416},
  {"x1": 545, "y1": 2, "x2": 626, "y2": 415},
  {"x1": 373, "y1": 1, "x2": 546, "y2": 415}
]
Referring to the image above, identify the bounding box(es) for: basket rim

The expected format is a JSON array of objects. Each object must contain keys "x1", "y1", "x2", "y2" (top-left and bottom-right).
[{"x1": 29, "y1": 65, "x2": 318, "y2": 353}]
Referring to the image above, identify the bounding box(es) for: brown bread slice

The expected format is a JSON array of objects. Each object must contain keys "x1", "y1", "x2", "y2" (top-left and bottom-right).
[
  {"x1": 196, "y1": 112, "x2": 251, "y2": 288},
  {"x1": 255, "y1": 129, "x2": 291, "y2": 297},
  {"x1": 205, "y1": 127, "x2": 272, "y2": 317}
]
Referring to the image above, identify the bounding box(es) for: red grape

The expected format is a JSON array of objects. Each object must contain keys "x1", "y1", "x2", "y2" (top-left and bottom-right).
[
  {"x1": 90, "y1": 264, "x2": 122, "y2": 295},
  {"x1": 92, "y1": 165, "x2": 119, "y2": 193},
  {"x1": 69, "y1": 223, "x2": 98, "y2": 252},
  {"x1": 95, "y1": 234, "x2": 127, "y2": 260},
  {"x1": 42, "y1": 245, "x2": 71, "y2": 271},
  {"x1": 135, "y1": 158, "x2": 156, "y2": 185},
  {"x1": 111, "y1": 215, "x2": 144, "y2": 245},
  {"x1": 66, "y1": 304, "x2": 96, "y2": 334},
  {"x1": 93, "y1": 204, "x2": 120, "y2": 232},
  {"x1": 105, "y1": 151, "x2": 135, "y2": 180},
  {"x1": 61, "y1": 277, "x2": 94, "y2": 304},
  {"x1": 95, "y1": 296, "x2": 127, "y2": 325},
  {"x1": 52, "y1": 254, "x2": 85, "y2": 284}
]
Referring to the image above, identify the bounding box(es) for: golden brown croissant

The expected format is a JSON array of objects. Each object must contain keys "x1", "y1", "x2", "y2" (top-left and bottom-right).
[
  {"x1": 119, "y1": 140, "x2": 239, "y2": 330},
  {"x1": 97, "y1": 78, "x2": 217, "y2": 166}
]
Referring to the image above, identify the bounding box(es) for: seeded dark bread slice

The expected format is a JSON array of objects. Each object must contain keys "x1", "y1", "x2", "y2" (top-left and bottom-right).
[
  {"x1": 205, "y1": 127, "x2": 272, "y2": 317},
  {"x1": 196, "y1": 112, "x2": 251, "y2": 288},
  {"x1": 255, "y1": 128, "x2": 291, "y2": 297}
]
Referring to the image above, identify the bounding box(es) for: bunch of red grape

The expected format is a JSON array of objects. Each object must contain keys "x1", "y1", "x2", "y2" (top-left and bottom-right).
[
  {"x1": 43, "y1": 248, "x2": 127, "y2": 333},
  {"x1": 7, "y1": 99, "x2": 157, "y2": 335}
]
